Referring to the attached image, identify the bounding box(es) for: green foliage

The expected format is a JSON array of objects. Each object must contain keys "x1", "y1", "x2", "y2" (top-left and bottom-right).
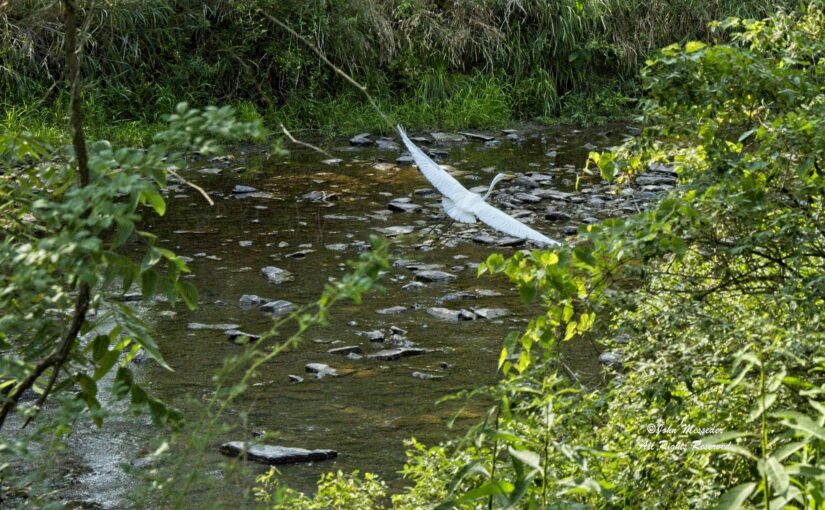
[
  {"x1": 0, "y1": 0, "x2": 800, "y2": 134},
  {"x1": 255, "y1": 3, "x2": 825, "y2": 508},
  {"x1": 0, "y1": 101, "x2": 265, "y2": 502},
  {"x1": 129, "y1": 236, "x2": 390, "y2": 508}
]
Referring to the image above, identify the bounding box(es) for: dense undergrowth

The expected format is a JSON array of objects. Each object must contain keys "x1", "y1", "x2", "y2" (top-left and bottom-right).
[
  {"x1": 1, "y1": 0, "x2": 798, "y2": 143},
  {"x1": 253, "y1": 4, "x2": 825, "y2": 508}
]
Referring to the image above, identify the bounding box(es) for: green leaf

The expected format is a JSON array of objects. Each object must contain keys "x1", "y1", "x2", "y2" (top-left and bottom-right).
[
  {"x1": 141, "y1": 269, "x2": 158, "y2": 297},
  {"x1": 509, "y1": 448, "x2": 541, "y2": 471},
  {"x1": 712, "y1": 482, "x2": 756, "y2": 510},
  {"x1": 111, "y1": 219, "x2": 134, "y2": 248},
  {"x1": 93, "y1": 348, "x2": 121, "y2": 381},
  {"x1": 759, "y1": 456, "x2": 789, "y2": 495},
  {"x1": 176, "y1": 280, "x2": 199, "y2": 310},
  {"x1": 773, "y1": 411, "x2": 825, "y2": 441},
  {"x1": 685, "y1": 41, "x2": 706, "y2": 53},
  {"x1": 144, "y1": 191, "x2": 166, "y2": 216}
]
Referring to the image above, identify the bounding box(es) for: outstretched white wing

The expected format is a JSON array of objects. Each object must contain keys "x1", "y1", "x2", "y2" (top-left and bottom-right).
[
  {"x1": 397, "y1": 125, "x2": 468, "y2": 202},
  {"x1": 474, "y1": 201, "x2": 560, "y2": 246}
]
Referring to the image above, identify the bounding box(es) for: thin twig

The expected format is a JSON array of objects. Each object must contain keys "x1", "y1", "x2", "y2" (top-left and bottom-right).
[
  {"x1": 279, "y1": 123, "x2": 334, "y2": 159},
  {"x1": 167, "y1": 168, "x2": 214, "y2": 206},
  {"x1": 260, "y1": 12, "x2": 395, "y2": 130},
  {"x1": 0, "y1": 0, "x2": 93, "y2": 431}
]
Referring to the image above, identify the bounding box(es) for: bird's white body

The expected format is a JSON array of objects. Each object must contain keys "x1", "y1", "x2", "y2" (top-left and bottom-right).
[{"x1": 397, "y1": 126, "x2": 560, "y2": 246}]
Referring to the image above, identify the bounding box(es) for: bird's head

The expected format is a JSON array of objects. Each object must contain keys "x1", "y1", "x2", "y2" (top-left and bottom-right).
[{"x1": 490, "y1": 173, "x2": 515, "y2": 187}]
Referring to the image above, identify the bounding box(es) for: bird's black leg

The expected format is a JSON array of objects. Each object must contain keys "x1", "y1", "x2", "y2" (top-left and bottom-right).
[
  {"x1": 421, "y1": 214, "x2": 446, "y2": 238},
  {"x1": 433, "y1": 218, "x2": 456, "y2": 243}
]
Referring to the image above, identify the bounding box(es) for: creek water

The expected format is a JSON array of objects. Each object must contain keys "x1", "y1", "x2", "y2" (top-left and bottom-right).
[{"x1": 54, "y1": 124, "x2": 642, "y2": 508}]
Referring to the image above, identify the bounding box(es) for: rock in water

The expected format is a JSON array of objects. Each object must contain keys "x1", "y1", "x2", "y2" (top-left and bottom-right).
[
  {"x1": 233, "y1": 185, "x2": 257, "y2": 194},
  {"x1": 261, "y1": 266, "x2": 294, "y2": 284},
  {"x1": 364, "y1": 330, "x2": 386, "y2": 342},
  {"x1": 305, "y1": 363, "x2": 337, "y2": 378},
  {"x1": 328, "y1": 345, "x2": 362, "y2": 355},
  {"x1": 427, "y1": 307, "x2": 461, "y2": 321},
  {"x1": 349, "y1": 133, "x2": 372, "y2": 146},
  {"x1": 412, "y1": 371, "x2": 445, "y2": 380},
  {"x1": 376, "y1": 306, "x2": 407, "y2": 315},
  {"x1": 219, "y1": 442, "x2": 337, "y2": 465},
  {"x1": 367, "y1": 348, "x2": 429, "y2": 361},
  {"x1": 598, "y1": 351, "x2": 623, "y2": 368},
  {"x1": 259, "y1": 300, "x2": 294, "y2": 315},
  {"x1": 414, "y1": 270, "x2": 457, "y2": 282},
  {"x1": 225, "y1": 330, "x2": 261, "y2": 343},
  {"x1": 239, "y1": 294, "x2": 266, "y2": 307}
]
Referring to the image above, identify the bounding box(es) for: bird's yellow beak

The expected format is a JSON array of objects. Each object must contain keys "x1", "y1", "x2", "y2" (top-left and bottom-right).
[{"x1": 502, "y1": 174, "x2": 516, "y2": 180}]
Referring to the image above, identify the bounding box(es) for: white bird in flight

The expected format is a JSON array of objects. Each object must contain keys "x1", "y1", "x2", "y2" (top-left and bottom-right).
[{"x1": 397, "y1": 126, "x2": 560, "y2": 246}]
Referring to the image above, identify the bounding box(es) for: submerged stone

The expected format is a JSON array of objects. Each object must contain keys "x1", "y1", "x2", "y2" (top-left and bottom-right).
[
  {"x1": 349, "y1": 133, "x2": 372, "y2": 146},
  {"x1": 187, "y1": 322, "x2": 240, "y2": 330},
  {"x1": 305, "y1": 363, "x2": 337, "y2": 378},
  {"x1": 239, "y1": 294, "x2": 266, "y2": 307},
  {"x1": 219, "y1": 442, "x2": 337, "y2": 465},
  {"x1": 367, "y1": 348, "x2": 428, "y2": 361},
  {"x1": 233, "y1": 185, "x2": 257, "y2": 194},
  {"x1": 412, "y1": 371, "x2": 445, "y2": 380},
  {"x1": 328, "y1": 345, "x2": 362, "y2": 355},
  {"x1": 259, "y1": 300, "x2": 294, "y2": 315},
  {"x1": 261, "y1": 266, "x2": 294, "y2": 284},
  {"x1": 225, "y1": 330, "x2": 261, "y2": 343},
  {"x1": 377, "y1": 306, "x2": 407, "y2": 315},
  {"x1": 414, "y1": 270, "x2": 457, "y2": 282},
  {"x1": 376, "y1": 225, "x2": 415, "y2": 236}
]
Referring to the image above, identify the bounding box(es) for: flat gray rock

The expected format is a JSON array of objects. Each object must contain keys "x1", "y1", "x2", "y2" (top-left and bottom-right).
[
  {"x1": 376, "y1": 225, "x2": 415, "y2": 236},
  {"x1": 414, "y1": 270, "x2": 457, "y2": 282},
  {"x1": 412, "y1": 371, "x2": 445, "y2": 380},
  {"x1": 305, "y1": 363, "x2": 337, "y2": 378},
  {"x1": 261, "y1": 266, "x2": 294, "y2": 284},
  {"x1": 349, "y1": 133, "x2": 372, "y2": 146},
  {"x1": 225, "y1": 330, "x2": 261, "y2": 343},
  {"x1": 233, "y1": 185, "x2": 257, "y2": 194},
  {"x1": 388, "y1": 200, "x2": 423, "y2": 213},
  {"x1": 364, "y1": 330, "x2": 386, "y2": 342},
  {"x1": 377, "y1": 306, "x2": 407, "y2": 315},
  {"x1": 219, "y1": 442, "x2": 337, "y2": 465},
  {"x1": 545, "y1": 210, "x2": 572, "y2": 221},
  {"x1": 459, "y1": 132, "x2": 496, "y2": 142},
  {"x1": 259, "y1": 300, "x2": 294, "y2": 315},
  {"x1": 328, "y1": 345, "x2": 362, "y2": 355},
  {"x1": 239, "y1": 294, "x2": 266, "y2": 307},
  {"x1": 430, "y1": 132, "x2": 466, "y2": 143},
  {"x1": 472, "y1": 308, "x2": 509, "y2": 320},
  {"x1": 427, "y1": 307, "x2": 461, "y2": 320},
  {"x1": 187, "y1": 322, "x2": 240, "y2": 330},
  {"x1": 368, "y1": 348, "x2": 428, "y2": 361}
]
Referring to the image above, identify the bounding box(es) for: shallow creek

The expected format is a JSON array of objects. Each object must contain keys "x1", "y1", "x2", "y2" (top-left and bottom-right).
[{"x1": 48, "y1": 123, "x2": 671, "y2": 507}]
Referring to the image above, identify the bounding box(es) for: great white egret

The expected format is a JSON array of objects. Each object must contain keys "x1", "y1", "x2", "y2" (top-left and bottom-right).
[{"x1": 397, "y1": 126, "x2": 560, "y2": 246}]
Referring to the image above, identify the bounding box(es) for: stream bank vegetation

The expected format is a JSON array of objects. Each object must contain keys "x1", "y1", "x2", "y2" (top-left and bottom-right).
[
  {"x1": 2, "y1": 0, "x2": 798, "y2": 143},
  {"x1": 252, "y1": 3, "x2": 825, "y2": 508},
  {"x1": 3, "y1": 1, "x2": 824, "y2": 509}
]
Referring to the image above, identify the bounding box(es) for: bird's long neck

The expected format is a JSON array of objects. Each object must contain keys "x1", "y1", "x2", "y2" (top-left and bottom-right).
[{"x1": 483, "y1": 174, "x2": 508, "y2": 200}]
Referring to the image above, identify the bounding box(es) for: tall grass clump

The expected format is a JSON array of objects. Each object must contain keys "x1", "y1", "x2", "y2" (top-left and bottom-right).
[{"x1": 0, "y1": 0, "x2": 804, "y2": 133}]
